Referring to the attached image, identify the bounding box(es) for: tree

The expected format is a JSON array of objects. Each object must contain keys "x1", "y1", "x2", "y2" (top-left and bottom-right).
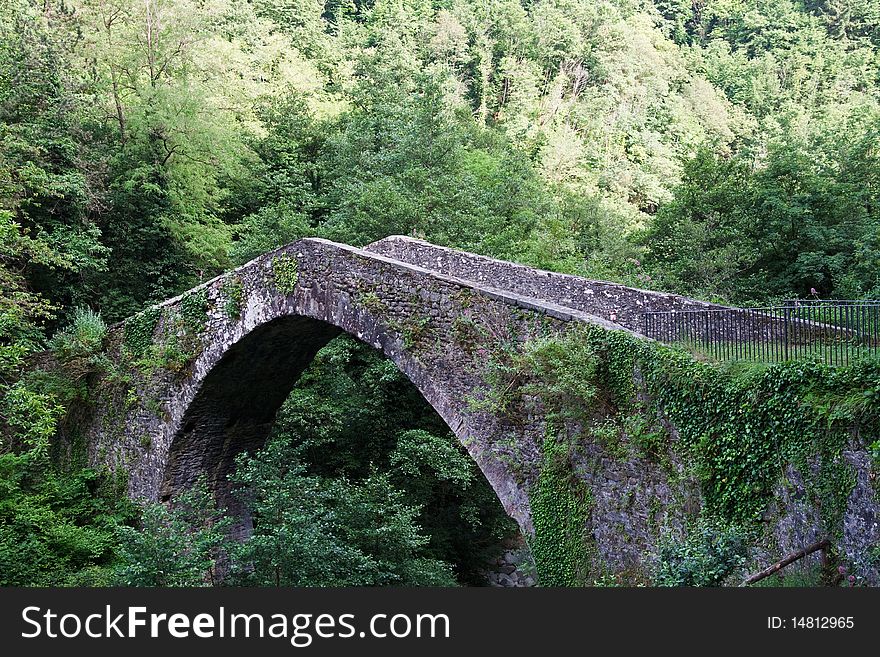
[
  {"x1": 0, "y1": 456, "x2": 134, "y2": 586},
  {"x1": 0, "y1": 1, "x2": 107, "y2": 321},
  {"x1": 644, "y1": 149, "x2": 755, "y2": 300},
  {"x1": 114, "y1": 479, "x2": 232, "y2": 586},
  {"x1": 227, "y1": 435, "x2": 453, "y2": 586}
]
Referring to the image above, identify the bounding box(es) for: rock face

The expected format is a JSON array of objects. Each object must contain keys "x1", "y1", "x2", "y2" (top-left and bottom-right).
[
  {"x1": 483, "y1": 536, "x2": 537, "y2": 587},
  {"x1": 72, "y1": 236, "x2": 880, "y2": 583}
]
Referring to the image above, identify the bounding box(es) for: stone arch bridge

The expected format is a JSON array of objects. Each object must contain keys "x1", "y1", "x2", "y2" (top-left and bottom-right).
[
  {"x1": 69, "y1": 236, "x2": 880, "y2": 583},
  {"x1": 81, "y1": 236, "x2": 723, "y2": 535}
]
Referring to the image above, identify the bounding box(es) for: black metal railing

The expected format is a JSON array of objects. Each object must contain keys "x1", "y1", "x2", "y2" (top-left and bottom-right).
[{"x1": 641, "y1": 300, "x2": 880, "y2": 366}]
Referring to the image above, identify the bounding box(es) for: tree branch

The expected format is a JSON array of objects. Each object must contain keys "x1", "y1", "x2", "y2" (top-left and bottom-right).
[{"x1": 741, "y1": 539, "x2": 830, "y2": 586}]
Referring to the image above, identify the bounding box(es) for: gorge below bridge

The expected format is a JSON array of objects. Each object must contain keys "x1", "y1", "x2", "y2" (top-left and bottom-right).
[{"x1": 68, "y1": 236, "x2": 880, "y2": 585}]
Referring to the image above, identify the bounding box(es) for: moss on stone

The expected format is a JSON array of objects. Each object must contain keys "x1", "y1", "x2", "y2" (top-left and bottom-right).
[
  {"x1": 123, "y1": 307, "x2": 162, "y2": 357},
  {"x1": 272, "y1": 253, "x2": 299, "y2": 295},
  {"x1": 221, "y1": 276, "x2": 245, "y2": 319}
]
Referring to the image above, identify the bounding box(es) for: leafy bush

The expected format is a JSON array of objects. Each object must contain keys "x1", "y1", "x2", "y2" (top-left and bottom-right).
[
  {"x1": 520, "y1": 331, "x2": 600, "y2": 422},
  {"x1": 114, "y1": 479, "x2": 232, "y2": 586},
  {"x1": 49, "y1": 307, "x2": 107, "y2": 363},
  {"x1": 227, "y1": 436, "x2": 457, "y2": 587},
  {"x1": 470, "y1": 326, "x2": 600, "y2": 421},
  {"x1": 0, "y1": 455, "x2": 134, "y2": 586},
  {"x1": 654, "y1": 520, "x2": 749, "y2": 587},
  {"x1": 0, "y1": 382, "x2": 64, "y2": 455}
]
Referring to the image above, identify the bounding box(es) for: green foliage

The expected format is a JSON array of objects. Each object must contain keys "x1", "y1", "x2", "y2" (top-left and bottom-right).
[
  {"x1": 0, "y1": 454, "x2": 135, "y2": 586},
  {"x1": 0, "y1": 213, "x2": 64, "y2": 351},
  {"x1": 3, "y1": 0, "x2": 880, "y2": 323},
  {"x1": 639, "y1": 345, "x2": 867, "y2": 528},
  {"x1": 470, "y1": 325, "x2": 602, "y2": 422},
  {"x1": 0, "y1": 382, "x2": 64, "y2": 455},
  {"x1": 555, "y1": 327, "x2": 873, "y2": 533},
  {"x1": 518, "y1": 330, "x2": 600, "y2": 422},
  {"x1": 0, "y1": 6, "x2": 107, "y2": 321},
  {"x1": 470, "y1": 327, "x2": 607, "y2": 582},
  {"x1": 4, "y1": 0, "x2": 880, "y2": 588},
  {"x1": 220, "y1": 276, "x2": 245, "y2": 319},
  {"x1": 389, "y1": 429, "x2": 473, "y2": 486},
  {"x1": 228, "y1": 435, "x2": 456, "y2": 586},
  {"x1": 179, "y1": 288, "x2": 211, "y2": 336},
  {"x1": 47, "y1": 307, "x2": 110, "y2": 389},
  {"x1": 645, "y1": 134, "x2": 880, "y2": 301},
  {"x1": 257, "y1": 336, "x2": 517, "y2": 584},
  {"x1": 749, "y1": 563, "x2": 825, "y2": 587},
  {"x1": 227, "y1": 436, "x2": 373, "y2": 587},
  {"x1": 271, "y1": 253, "x2": 299, "y2": 295},
  {"x1": 388, "y1": 428, "x2": 517, "y2": 582},
  {"x1": 119, "y1": 294, "x2": 209, "y2": 378},
  {"x1": 114, "y1": 478, "x2": 233, "y2": 586},
  {"x1": 654, "y1": 520, "x2": 749, "y2": 587},
  {"x1": 123, "y1": 308, "x2": 162, "y2": 358},
  {"x1": 491, "y1": 324, "x2": 876, "y2": 584},
  {"x1": 401, "y1": 316, "x2": 433, "y2": 350},
  {"x1": 49, "y1": 308, "x2": 107, "y2": 362},
  {"x1": 530, "y1": 432, "x2": 594, "y2": 586},
  {"x1": 357, "y1": 290, "x2": 386, "y2": 314},
  {"x1": 869, "y1": 439, "x2": 880, "y2": 466}
]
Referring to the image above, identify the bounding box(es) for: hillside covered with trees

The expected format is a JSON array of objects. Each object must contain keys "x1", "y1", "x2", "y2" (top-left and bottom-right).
[{"x1": 2, "y1": 0, "x2": 879, "y2": 585}]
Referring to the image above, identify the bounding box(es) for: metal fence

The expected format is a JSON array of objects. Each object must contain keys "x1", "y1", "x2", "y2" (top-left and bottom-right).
[{"x1": 641, "y1": 300, "x2": 880, "y2": 366}]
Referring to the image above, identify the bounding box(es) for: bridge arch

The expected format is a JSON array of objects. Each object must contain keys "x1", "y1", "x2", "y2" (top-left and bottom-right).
[
  {"x1": 161, "y1": 307, "x2": 501, "y2": 535},
  {"x1": 90, "y1": 237, "x2": 625, "y2": 536}
]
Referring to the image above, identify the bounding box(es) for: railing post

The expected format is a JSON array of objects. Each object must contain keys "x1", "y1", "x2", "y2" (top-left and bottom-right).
[
  {"x1": 703, "y1": 310, "x2": 709, "y2": 353},
  {"x1": 784, "y1": 307, "x2": 790, "y2": 361}
]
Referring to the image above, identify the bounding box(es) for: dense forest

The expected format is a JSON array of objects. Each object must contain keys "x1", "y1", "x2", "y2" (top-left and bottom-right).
[{"x1": 2, "y1": 0, "x2": 879, "y2": 585}]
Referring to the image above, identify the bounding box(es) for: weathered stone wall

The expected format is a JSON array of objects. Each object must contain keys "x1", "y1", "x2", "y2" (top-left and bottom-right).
[
  {"x1": 568, "y1": 383, "x2": 879, "y2": 586},
  {"x1": 367, "y1": 236, "x2": 833, "y2": 345},
  {"x1": 482, "y1": 536, "x2": 537, "y2": 587},
  {"x1": 366, "y1": 236, "x2": 717, "y2": 331}
]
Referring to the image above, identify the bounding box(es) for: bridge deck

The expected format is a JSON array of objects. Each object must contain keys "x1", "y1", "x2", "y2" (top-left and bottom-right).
[{"x1": 366, "y1": 236, "x2": 725, "y2": 333}]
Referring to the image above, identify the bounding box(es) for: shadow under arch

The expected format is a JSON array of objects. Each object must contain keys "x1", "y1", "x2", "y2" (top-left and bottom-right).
[
  {"x1": 161, "y1": 316, "x2": 340, "y2": 521},
  {"x1": 160, "y1": 313, "x2": 521, "y2": 560}
]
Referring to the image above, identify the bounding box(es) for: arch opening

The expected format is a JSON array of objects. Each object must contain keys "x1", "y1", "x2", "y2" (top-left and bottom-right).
[{"x1": 162, "y1": 315, "x2": 532, "y2": 585}]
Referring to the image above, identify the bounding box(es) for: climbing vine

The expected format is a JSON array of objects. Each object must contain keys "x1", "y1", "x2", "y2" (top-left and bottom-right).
[
  {"x1": 120, "y1": 290, "x2": 211, "y2": 379},
  {"x1": 475, "y1": 322, "x2": 878, "y2": 583},
  {"x1": 221, "y1": 276, "x2": 244, "y2": 319},
  {"x1": 272, "y1": 254, "x2": 299, "y2": 295},
  {"x1": 530, "y1": 325, "x2": 872, "y2": 533},
  {"x1": 123, "y1": 307, "x2": 162, "y2": 358},
  {"x1": 636, "y1": 344, "x2": 869, "y2": 532},
  {"x1": 179, "y1": 288, "x2": 210, "y2": 336},
  {"x1": 530, "y1": 431, "x2": 594, "y2": 586}
]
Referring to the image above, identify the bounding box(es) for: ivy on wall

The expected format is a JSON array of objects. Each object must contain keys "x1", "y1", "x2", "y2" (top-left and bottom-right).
[
  {"x1": 179, "y1": 288, "x2": 210, "y2": 336},
  {"x1": 477, "y1": 322, "x2": 879, "y2": 584},
  {"x1": 122, "y1": 307, "x2": 162, "y2": 358},
  {"x1": 272, "y1": 254, "x2": 299, "y2": 295},
  {"x1": 530, "y1": 431, "x2": 594, "y2": 586},
  {"x1": 633, "y1": 341, "x2": 871, "y2": 532},
  {"x1": 221, "y1": 276, "x2": 244, "y2": 319}
]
